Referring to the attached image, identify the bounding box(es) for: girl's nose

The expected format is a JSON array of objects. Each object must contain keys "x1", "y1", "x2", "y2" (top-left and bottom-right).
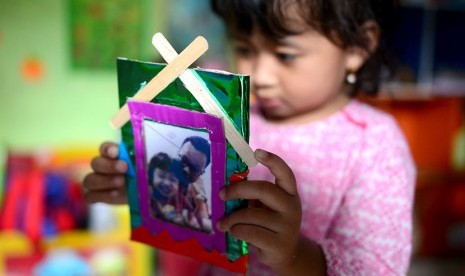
[{"x1": 252, "y1": 54, "x2": 277, "y2": 90}]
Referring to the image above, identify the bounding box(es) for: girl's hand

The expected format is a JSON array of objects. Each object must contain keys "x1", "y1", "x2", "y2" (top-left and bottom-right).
[
  {"x1": 83, "y1": 142, "x2": 129, "y2": 204},
  {"x1": 217, "y1": 149, "x2": 302, "y2": 272}
]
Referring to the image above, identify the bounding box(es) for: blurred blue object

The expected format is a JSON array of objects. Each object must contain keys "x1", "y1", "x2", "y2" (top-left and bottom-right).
[
  {"x1": 44, "y1": 173, "x2": 68, "y2": 207},
  {"x1": 118, "y1": 141, "x2": 136, "y2": 178},
  {"x1": 33, "y1": 249, "x2": 93, "y2": 276}
]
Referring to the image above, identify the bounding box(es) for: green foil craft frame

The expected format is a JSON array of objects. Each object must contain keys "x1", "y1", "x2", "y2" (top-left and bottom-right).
[{"x1": 116, "y1": 58, "x2": 250, "y2": 265}]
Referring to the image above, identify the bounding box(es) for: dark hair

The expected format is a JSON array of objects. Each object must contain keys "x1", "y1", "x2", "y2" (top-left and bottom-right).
[
  {"x1": 148, "y1": 153, "x2": 188, "y2": 189},
  {"x1": 148, "y1": 152, "x2": 171, "y2": 184},
  {"x1": 182, "y1": 136, "x2": 211, "y2": 167},
  {"x1": 211, "y1": 0, "x2": 399, "y2": 96}
]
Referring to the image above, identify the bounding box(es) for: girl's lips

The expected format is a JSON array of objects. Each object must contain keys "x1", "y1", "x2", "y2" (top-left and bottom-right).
[{"x1": 259, "y1": 98, "x2": 282, "y2": 109}]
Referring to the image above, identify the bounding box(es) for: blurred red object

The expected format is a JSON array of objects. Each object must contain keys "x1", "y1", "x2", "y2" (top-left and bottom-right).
[
  {"x1": 0, "y1": 151, "x2": 89, "y2": 243},
  {"x1": 0, "y1": 154, "x2": 44, "y2": 243},
  {"x1": 415, "y1": 171, "x2": 465, "y2": 255}
]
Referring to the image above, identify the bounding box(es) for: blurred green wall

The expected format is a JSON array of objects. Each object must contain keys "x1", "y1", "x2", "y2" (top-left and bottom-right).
[{"x1": 0, "y1": 0, "x2": 165, "y2": 151}]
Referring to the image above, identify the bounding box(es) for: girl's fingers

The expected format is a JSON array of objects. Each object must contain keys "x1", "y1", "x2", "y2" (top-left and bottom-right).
[
  {"x1": 228, "y1": 223, "x2": 276, "y2": 253},
  {"x1": 248, "y1": 199, "x2": 265, "y2": 209},
  {"x1": 90, "y1": 156, "x2": 128, "y2": 174},
  {"x1": 83, "y1": 173, "x2": 126, "y2": 191},
  {"x1": 99, "y1": 141, "x2": 119, "y2": 159},
  {"x1": 221, "y1": 181, "x2": 294, "y2": 212},
  {"x1": 217, "y1": 207, "x2": 280, "y2": 233},
  {"x1": 84, "y1": 187, "x2": 128, "y2": 204},
  {"x1": 254, "y1": 149, "x2": 297, "y2": 196}
]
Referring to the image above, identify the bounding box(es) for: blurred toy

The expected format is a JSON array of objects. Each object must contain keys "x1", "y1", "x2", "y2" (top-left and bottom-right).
[
  {"x1": 33, "y1": 249, "x2": 92, "y2": 276},
  {"x1": 90, "y1": 247, "x2": 128, "y2": 276},
  {"x1": 0, "y1": 154, "x2": 43, "y2": 242},
  {"x1": 0, "y1": 151, "x2": 89, "y2": 242},
  {"x1": 43, "y1": 171, "x2": 88, "y2": 237}
]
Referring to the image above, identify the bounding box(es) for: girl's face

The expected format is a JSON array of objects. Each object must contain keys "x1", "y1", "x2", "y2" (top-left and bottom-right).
[
  {"x1": 233, "y1": 29, "x2": 362, "y2": 124},
  {"x1": 152, "y1": 168, "x2": 179, "y2": 197}
]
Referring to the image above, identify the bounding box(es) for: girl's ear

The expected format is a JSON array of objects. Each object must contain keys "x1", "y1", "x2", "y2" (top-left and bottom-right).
[
  {"x1": 345, "y1": 20, "x2": 380, "y2": 72},
  {"x1": 360, "y1": 20, "x2": 380, "y2": 53}
]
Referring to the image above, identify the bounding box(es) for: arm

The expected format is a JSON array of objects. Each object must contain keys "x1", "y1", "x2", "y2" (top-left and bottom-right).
[
  {"x1": 320, "y1": 133, "x2": 416, "y2": 275},
  {"x1": 192, "y1": 181, "x2": 212, "y2": 232},
  {"x1": 217, "y1": 149, "x2": 326, "y2": 276}
]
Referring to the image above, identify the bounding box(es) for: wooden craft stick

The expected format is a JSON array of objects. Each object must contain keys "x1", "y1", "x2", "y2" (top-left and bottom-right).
[
  {"x1": 109, "y1": 36, "x2": 209, "y2": 129},
  {"x1": 152, "y1": 33, "x2": 258, "y2": 167}
]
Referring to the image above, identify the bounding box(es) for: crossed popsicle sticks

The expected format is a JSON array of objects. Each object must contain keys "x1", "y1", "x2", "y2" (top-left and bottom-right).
[{"x1": 110, "y1": 33, "x2": 258, "y2": 167}]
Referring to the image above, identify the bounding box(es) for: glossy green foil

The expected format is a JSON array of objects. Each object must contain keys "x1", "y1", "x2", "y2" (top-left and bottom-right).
[{"x1": 117, "y1": 58, "x2": 250, "y2": 261}]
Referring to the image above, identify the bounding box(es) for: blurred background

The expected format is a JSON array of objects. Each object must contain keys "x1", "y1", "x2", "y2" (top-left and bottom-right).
[{"x1": 0, "y1": 0, "x2": 464, "y2": 275}]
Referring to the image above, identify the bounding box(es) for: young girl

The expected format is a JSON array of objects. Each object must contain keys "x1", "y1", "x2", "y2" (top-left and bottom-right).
[
  {"x1": 84, "y1": 0, "x2": 416, "y2": 275},
  {"x1": 147, "y1": 152, "x2": 186, "y2": 224}
]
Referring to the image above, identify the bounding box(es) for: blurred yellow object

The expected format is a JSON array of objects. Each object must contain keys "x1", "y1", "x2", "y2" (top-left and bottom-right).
[
  {"x1": 49, "y1": 146, "x2": 99, "y2": 168},
  {"x1": 452, "y1": 126, "x2": 465, "y2": 172},
  {"x1": 0, "y1": 230, "x2": 34, "y2": 255},
  {"x1": 0, "y1": 230, "x2": 34, "y2": 274},
  {"x1": 0, "y1": 206, "x2": 152, "y2": 275}
]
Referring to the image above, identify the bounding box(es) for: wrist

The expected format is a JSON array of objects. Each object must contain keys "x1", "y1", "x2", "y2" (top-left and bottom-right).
[{"x1": 273, "y1": 236, "x2": 326, "y2": 276}]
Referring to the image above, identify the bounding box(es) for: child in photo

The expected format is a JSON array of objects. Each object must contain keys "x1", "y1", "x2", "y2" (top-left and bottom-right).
[{"x1": 148, "y1": 152, "x2": 188, "y2": 225}]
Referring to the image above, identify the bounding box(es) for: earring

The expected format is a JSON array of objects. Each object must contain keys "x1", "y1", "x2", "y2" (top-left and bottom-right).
[{"x1": 346, "y1": 71, "x2": 357, "y2": 85}]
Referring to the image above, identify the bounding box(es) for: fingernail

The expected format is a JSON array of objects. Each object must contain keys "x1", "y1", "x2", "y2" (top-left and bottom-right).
[
  {"x1": 108, "y1": 146, "x2": 119, "y2": 158},
  {"x1": 116, "y1": 161, "x2": 127, "y2": 172},
  {"x1": 219, "y1": 189, "x2": 225, "y2": 200},
  {"x1": 255, "y1": 148, "x2": 269, "y2": 159}
]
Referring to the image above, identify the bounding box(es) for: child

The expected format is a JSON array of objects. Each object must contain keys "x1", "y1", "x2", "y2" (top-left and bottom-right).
[
  {"x1": 147, "y1": 152, "x2": 187, "y2": 224},
  {"x1": 83, "y1": 0, "x2": 416, "y2": 275}
]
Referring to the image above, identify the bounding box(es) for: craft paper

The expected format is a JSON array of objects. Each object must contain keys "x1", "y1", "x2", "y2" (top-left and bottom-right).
[
  {"x1": 117, "y1": 58, "x2": 250, "y2": 273},
  {"x1": 129, "y1": 101, "x2": 227, "y2": 252}
]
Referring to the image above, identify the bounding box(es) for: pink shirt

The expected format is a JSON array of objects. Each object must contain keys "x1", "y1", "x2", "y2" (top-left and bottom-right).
[{"x1": 242, "y1": 99, "x2": 416, "y2": 275}]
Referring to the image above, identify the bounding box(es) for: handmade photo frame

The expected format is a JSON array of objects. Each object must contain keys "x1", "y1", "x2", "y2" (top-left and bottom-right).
[
  {"x1": 128, "y1": 101, "x2": 226, "y2": 253},
  {"x1": 116, "y1": 52, "x2": 251, "y2": 273}
]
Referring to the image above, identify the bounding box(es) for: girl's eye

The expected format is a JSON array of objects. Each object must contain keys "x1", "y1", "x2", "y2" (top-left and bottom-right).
[
  {"x1": 276, "y1": 52, "x2": 296, "y2": 63},
  {"x1": 234, "y1": 46, "x2": 253, "y2": 58}
]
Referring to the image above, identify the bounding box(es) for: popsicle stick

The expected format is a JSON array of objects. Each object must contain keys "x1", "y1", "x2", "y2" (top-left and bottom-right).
[
  {"x1": 110, "y1": 36, "x2": 208, "y2": 129},
  {"x1": 152, "y1": 33, "x2": 258, "y2": 167}
]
